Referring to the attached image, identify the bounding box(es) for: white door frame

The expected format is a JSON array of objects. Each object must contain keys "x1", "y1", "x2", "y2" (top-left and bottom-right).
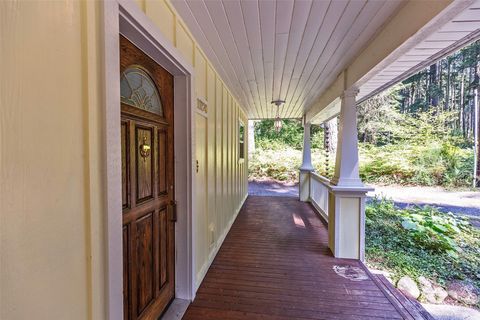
[{"x1": 102, "y1": 1, "x2": 195, "y2": 319}]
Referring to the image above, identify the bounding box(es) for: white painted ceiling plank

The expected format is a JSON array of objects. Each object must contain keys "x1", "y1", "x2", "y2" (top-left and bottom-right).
[
  {"x1": 241, "y1": 0, "x2": 267, "y2": 118},
  {"x1": 285, "y1": 0, "x2": 348, "y2": 118},
  {"x1": 174, "y1": 0, "x2": 477, "y2": 119},
  {"x1": 279, "y1": 0, "x2": 312, "y2": 105},
  {"x1": 264, "y1": 61, "x2": 274, "y2": 118},
  {"x1": 290, "y1": 1, "x2": 330, "y2": 80},
  {"x1": 441, "y1": 21, "x2": 480, "y2": 32},
  {"x1": 289, "y1": 0, "x2": 365, "y2": 117},
  {"x1": 453, "y1": 8, "x2": 480, "y2": 21},
  {"x1": 204, "y1": 0, "x2": 261, "y2": 116},
  {"x1": 272, "y1": 0, "x2": 294, "y2": 112},
  {"x1": 300, "y1": 0, "x2": 401, "y2": 114},
  {"x1": 194, "y1": 0, "x2": 257, "y2": 112},
  {"x1": 427, "y1": 31, "x2": 470, "y2": 41},
  {"x1": 273, "y1": 33, "x2": 289, "y2": 102},
  {"x1": 175, "y1": 1, "x2": 258, "y2": 113},
  {"x1": 275, "y1": 0, "x2": 293, "y2": 34},
  {"x1": 294, "y1": 0, "x2": 387, "y2": 117},
  {"x1": 284, "y1": 0, "x2": 330, "y2": 117},
  {"x1": 286, "y1": 0, "x2": 350, "y2": 116},
  {"x1": 259, "y1": 0, "x2": 276, "y2": 118},
  {"x1": 182, "y1": 1, "x2": 245, "y2": 97},
  {"x1": 223, "y1": 0, "x2": 256, "y2": 81}
]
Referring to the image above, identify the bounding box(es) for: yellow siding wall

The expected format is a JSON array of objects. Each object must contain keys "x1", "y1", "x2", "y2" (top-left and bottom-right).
[
  {"x1": 0, "y1": 1, "x2": 105, "y2": 319},
  {"x1": 143, "y1": 0, "x2": 251, "y2": 289},
  {"x1": 141, "y1": 0, "x2": 249, "y2": 286},
  {"x1": 0, "y1": 1, "x2": 249, "y2": 319}
]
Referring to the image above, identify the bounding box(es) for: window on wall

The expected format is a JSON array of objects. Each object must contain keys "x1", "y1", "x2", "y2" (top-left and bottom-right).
[
  {"x1": 120, "y1": 66, "x2": 163, "y2": 116},
  {"x1": 239, "y1": 120, "x2": 245, "y2": 160}
]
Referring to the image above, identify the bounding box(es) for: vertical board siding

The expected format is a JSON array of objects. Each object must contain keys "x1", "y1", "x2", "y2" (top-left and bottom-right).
[
  {"x1": 145, "y1": 0, "x2": 175, "y2": 44},
  {"x1": 195, "y1": 50, "x2": 207, "y2": 100},
  {"x1": 1, "y1": 1, "x2": 90, "y2": 318},
  {"x1": 176, "y1": 21, "x2": 194, "y2": 65},
  {"x1": 215, "y1": 79, "x2": 224, "y2": 247},
  {"x1": 207, "y1": 65, "x2": 216, "y2": 251}
]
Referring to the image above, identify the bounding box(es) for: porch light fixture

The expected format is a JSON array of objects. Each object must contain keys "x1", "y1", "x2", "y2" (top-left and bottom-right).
[
  {"x1": 274, "y1": 118, "x2": 282, "y2": 132},
  {"x1": 271, "y1": 100, "x2": 285, "y2": 133}
]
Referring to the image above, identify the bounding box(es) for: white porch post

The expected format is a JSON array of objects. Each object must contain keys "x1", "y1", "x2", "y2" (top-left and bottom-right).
[
  {"x1": 248, "y1": 120, "x2": 256, "y2": 154},
  {"x1": 299, "y1": 119, "x2": 314, "y2": 201},
  {"x1": 331, "y1": 89, "x2": 362, "y2": 187},
  {"x1": 328, "y1": 88, "x2": 372, "y2": 260}
]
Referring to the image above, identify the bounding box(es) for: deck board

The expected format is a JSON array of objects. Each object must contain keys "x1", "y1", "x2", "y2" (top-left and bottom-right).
[{"x1": 183, "y1": 196, "x2": 420, "y2": 319}]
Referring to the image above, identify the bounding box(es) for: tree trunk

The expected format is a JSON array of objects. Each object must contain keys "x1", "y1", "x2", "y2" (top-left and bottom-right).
[
  {"x1": 475, "y1": 60, "x2": 480, "y2": 187},
  {"x1": 475, "y1": 88, "x2": 480, "y2": 187},
  {"x1": 439, "y1": 61, "x2": 443, "y2": 110},
  {"x1": 446, "y1": 59, "x2": 451, "y2": 112},
  {"x1": 430, "y1": 63, "x2": 438, "y2": 108},
  {"x1": 460, "y1": 72, "x2": 465, "y2": 137}
]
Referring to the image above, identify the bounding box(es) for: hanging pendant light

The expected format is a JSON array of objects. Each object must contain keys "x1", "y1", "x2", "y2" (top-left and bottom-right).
[
  {"x1": 274, "y1": 117, "x2": 282, "y2": 132},
  {"x1": 271, "y1": 100, "x2": 285, "y2": 133}
]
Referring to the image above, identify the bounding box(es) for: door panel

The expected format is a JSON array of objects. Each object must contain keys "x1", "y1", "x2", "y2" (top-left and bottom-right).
[
  {"x1": 158, "y1": 129, "x2": 167, "y2": 195},
  {"x1": 158, "y1": 208, "x2": 168, "y2": 288},
  {"x1": 120, "y1": 35, "x2": 175, "y2": 320},
  {"x1": 123, "y1": 225, "x2": 130, "y2": 319},
  {"x1": 135, "y1": 213, "x2": 155, "y2": 315},
  {"x1": 135, "y1": 125, "x2": 154, "y2": 202},
  {"x1": 122, "y1": 122, "x2": 130, "y2": 209}
]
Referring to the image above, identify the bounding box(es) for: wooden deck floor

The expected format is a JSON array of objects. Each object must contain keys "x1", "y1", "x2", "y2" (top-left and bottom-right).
[{"x1": 183, "y1": 196, "x2": 423, "y2": 320}]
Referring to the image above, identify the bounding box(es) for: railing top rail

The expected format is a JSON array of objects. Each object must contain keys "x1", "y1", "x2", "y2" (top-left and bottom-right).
[{"x1": 310, "y1": 172, "x2": 331, "y2": 185}]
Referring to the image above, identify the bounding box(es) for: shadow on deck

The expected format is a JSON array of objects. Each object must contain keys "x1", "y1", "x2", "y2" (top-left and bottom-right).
[{"x1": 183, "y1": 196, "x2": 430, "y2": 320}]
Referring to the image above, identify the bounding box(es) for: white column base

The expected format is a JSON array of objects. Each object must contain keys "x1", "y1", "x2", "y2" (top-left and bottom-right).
[
  {"x1": 328, "y1": 186, "x2": 373, "y2": 260},
  {"x1": 299, "y1": 169, "x2": 312, "y2": 202}
]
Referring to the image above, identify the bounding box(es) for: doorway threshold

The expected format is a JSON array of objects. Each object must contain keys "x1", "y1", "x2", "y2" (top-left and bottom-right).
[{"x1": 160, "y1": 299, "x2": 189, "y2": 320}]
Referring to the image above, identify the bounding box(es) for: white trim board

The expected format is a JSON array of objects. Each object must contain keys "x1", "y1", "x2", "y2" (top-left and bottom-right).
[{"x1": 102, "y1": 1, "x2": 195, "y2": 319}]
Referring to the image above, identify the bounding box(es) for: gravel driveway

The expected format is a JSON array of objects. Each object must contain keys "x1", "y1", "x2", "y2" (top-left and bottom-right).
[
  {"x1": 248, "y1": 180, "x2": 298, "y2": 197},
  {"x1": 368, "y1": 185, "x2": 480, "y2": 227}
]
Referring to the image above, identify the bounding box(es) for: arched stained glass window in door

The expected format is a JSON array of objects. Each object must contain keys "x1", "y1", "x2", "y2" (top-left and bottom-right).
[{"x1": 120, "y1": 66, "x2": 163, "y2": 116}]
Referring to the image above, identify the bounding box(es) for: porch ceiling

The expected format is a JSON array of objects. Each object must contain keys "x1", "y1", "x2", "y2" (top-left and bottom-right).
[{"x1": 171, "y1": 0, "x2": 403, "y2": 119}]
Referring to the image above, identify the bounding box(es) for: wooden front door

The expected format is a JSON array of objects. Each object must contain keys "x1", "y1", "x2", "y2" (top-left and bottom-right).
[{"x1": 120, "y1": 36, "x2": 175, "y2": 320}]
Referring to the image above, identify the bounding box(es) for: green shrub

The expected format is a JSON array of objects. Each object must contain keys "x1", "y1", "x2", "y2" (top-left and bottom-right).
[
  {"x1": 360, "y1": 141, "x2": 474, "y2": 187},
  {"x1": 249, "y1": 148, "x2": 302, "y2": 182},
  {"x1": 250, "y1": 114, "x2": 474, "y2": 187},
  {"x1": 249, "y1": 141, "x2": 473, "y2": 186},
  {"x1": 249, "y1": 147, "x2": 336, "y2": 182},
  {"x1": 254, "y1": 119, "x2": 307, "y2": 150},
  {"x1": 366, "y1": 198, "x2": 480, "y2": 306}
]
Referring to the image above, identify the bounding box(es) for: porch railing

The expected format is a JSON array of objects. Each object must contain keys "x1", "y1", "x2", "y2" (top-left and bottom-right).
[
  {"x1": 309, "y1": 172, "x2": 330, "y2": 221},
  {"x1": 302, "y1": 169, "x2": 372, "y2": 260}
]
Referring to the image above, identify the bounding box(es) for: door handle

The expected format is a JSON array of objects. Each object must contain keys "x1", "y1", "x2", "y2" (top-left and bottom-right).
[{"x1": 196, "y1": 160, "x2": 199, "y2": 173}]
